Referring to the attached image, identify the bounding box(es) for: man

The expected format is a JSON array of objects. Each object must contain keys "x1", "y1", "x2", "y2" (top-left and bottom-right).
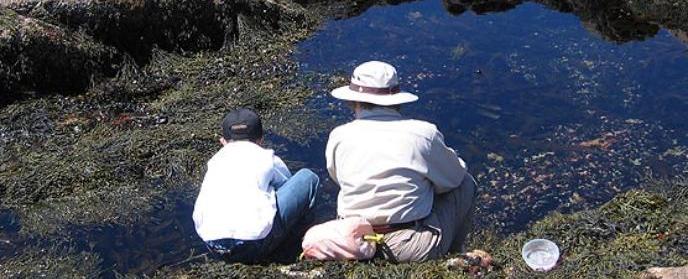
[
  {"x1": 325, "y1": 61, "x2": 478, "y2": 262},
  {"x1": 193, "y1": 108, "x2": 320, "y2": 263}
]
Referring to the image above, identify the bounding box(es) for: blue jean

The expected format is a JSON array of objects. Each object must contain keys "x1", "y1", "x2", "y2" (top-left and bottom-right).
[{"x1": 205, "y1": 168, "x2": 320, "y2": 263}]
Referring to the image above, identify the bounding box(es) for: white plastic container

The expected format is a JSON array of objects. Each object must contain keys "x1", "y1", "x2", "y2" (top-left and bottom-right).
[{"x1": 521, "y1": 239, "x2": 560, "y2": 271}]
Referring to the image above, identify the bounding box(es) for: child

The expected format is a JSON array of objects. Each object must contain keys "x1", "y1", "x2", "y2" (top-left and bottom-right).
[{"x1": 192, "y1": 108, "x2": 320, "y2": 263}]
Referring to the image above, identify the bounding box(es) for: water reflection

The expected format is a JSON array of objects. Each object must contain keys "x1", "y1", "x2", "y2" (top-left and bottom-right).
[{"x1": 441, "y1": 0, "x2": 683, "y2": 44}]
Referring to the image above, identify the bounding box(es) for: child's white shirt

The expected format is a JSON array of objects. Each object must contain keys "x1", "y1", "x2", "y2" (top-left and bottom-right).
[{"x1": 193, "y1": 141, "x2": 291, "y2": 241}]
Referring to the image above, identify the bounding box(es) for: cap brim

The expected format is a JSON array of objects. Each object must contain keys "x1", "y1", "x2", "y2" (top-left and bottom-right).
[{"x1": 331, "y1": 86, "x2": 419, "y2": 106}]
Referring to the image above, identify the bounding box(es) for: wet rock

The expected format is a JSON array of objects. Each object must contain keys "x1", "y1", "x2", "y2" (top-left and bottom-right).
[
  {"x1": 298, "y1": 0, "x2": 415, "y2": 19},
  {"x1": 2, "y1": 0, "x2": 308, "y2": 64},
  {"x1": 0, "y1": 8, "x2": 121, "y2": 104},
  {"x1": 443, "y1": 0, "x2": 522, "y2": 16},
  {"x1": 0, "y1": 0, "x2": 312, "y2": 104},
  {"x1": 642, "y1": 266, "x2": 688, "y2": 279},
  {"x1": 626, "y1": 0, "x2": 688, "y2": 33}
]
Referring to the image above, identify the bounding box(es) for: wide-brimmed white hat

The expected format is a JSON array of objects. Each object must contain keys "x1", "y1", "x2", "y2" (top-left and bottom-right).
[{"x1": 331, "y1": 61, "x2": 418, "y2": 106}]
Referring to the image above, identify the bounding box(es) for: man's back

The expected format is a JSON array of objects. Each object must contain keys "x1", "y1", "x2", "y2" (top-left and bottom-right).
[{"x1": 326, "y1": 107, "x2": 467, "y2": 225}]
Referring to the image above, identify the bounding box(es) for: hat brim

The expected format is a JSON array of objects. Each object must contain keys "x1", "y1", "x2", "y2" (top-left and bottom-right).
[{"x1": 331, "y1": 86, "x2": 418, "y2": 106}]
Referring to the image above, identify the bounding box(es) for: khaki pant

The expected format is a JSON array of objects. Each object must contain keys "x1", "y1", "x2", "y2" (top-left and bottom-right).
[{"x1": 380, "y1": 174, "x2": 478, "y2": 262}]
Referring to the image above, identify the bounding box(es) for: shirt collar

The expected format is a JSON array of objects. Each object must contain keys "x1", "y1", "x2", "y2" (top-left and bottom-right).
[
  {"x1": 357, "y1": 107, "x2": 403, "y2": 120},
  {"x1": 222, "y1": 140, "x2": 261, "y2": 150}
]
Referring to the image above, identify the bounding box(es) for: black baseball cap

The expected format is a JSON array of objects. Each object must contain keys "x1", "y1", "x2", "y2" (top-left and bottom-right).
[{"x1": 221, "y1": 108, "x2": 263, "y2": 141}]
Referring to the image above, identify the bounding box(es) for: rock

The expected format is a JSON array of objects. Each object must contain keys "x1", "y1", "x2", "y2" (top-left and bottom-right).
[
  {"x1": 487, "y1": 152, "x2": 505, "y2": 163},
  {"x1": 642, "y1": 266, "x2": 688, "y2": 279},
  {"x1": 578, "y1": 132, "x2": 617, "y2": 150},
  {"x1": 0, "y1": 8, "x2": 121, "y2": 104},
  {"x1": 0, "y1": 0, "x2": 312, "y2": 103},
  {"x1": 626, "y1": 0, "x2": 688, "y2": 32},
  {"x1": 446, "y1": 249, "x2": 495, "y2": 275},
  {"x1": 1, "y1": 0, "x2": 308, "y2": 63},
  {"x1": 442, "y1": 0, "x2": 522, "y2": 16}
]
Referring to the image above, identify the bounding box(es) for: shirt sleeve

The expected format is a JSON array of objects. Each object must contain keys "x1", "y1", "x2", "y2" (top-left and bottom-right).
[
  {"x1": 426, "y1": 130, "x2": 468, "y2": 194},
  {"x1": 325, "y1": 131, "x2": 339, "y2": 186},
  {"x1": 271, "y1": 155, "x2": 292, "y2": 189}
]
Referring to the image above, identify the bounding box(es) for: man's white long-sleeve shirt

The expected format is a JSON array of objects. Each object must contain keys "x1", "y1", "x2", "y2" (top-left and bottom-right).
[
  {"x1": 193, "y1": 141, "x2": 291, "y2": 241},
  {"x1": 325, "y1": 107, "x2": 468, "y2": 225}
]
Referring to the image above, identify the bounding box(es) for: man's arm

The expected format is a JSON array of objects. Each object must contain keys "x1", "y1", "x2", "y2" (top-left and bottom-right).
[{"x1": 426, "y1": 130, "x2": 468, "y2": 194}]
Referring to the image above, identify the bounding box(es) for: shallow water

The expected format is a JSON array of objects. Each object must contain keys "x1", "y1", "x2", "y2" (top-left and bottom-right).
[
  {"x1": 2, "y1": 0, "x2": 688, "y2": 276},
  {"x1": 292, "y1": 0, "x2": 688, "y2": 230}
]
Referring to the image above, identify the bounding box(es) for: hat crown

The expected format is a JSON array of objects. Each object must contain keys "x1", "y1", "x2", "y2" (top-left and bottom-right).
[
  {"x1": 222, "y1": 108, "x2": 262, "y2": 141},
  {"x1": 351, "y1": 61, "x2": 399, "y2": 89}
]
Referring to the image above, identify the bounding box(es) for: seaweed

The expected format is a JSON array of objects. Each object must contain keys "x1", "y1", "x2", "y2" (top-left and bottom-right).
[
  {"x1": 0, "y1": 245, "x2": 104, "y2": 278},
  {"x1": 153, "y1": 179, "x2": 688, "y2": 278}
]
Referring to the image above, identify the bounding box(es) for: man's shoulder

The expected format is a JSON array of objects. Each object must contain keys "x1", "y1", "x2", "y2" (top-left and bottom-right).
[
  {"x1": 394, "y1": 118, "x2": 441, "y2": 141},
  {"x1": 404, "y1": 118, "x2": 439, "y2": 133},
  {"x1": 329, "y1": 118, "x2": 440, "y2": 139}
]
